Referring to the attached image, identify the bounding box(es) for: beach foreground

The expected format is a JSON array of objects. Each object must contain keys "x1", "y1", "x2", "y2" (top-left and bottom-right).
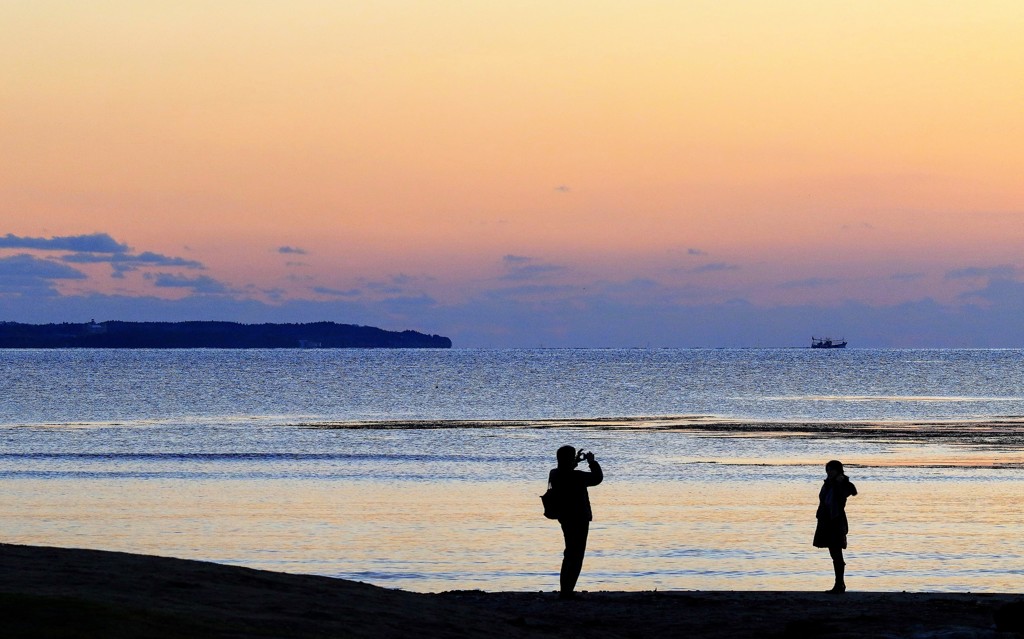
[{"x1": 1, "y1": 545, "x2": 1021, "y2": 638}]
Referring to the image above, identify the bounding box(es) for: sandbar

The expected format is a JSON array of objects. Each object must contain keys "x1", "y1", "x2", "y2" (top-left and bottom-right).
[{"x1": 1, "y1": 544, "x2": 1021, "y2": 638}]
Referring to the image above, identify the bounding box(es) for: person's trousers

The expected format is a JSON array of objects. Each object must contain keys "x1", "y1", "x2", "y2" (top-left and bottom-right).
[
  {"x1": 829, "y1": 545, "x2": 845, "y2": 583},
  {"x1": 559, "y1": 519, "x2": 590, "y2": 593}
]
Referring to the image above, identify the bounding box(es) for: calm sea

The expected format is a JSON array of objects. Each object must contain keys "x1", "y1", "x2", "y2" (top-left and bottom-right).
[{"x1": 2, "y1": 348, "x2": 1022, "y2": 592}]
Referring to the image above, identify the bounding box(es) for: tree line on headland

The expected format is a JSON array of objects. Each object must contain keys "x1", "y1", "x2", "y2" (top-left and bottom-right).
[{"x1": 0, "y1": 321, "x2": 452, "y2": 349}]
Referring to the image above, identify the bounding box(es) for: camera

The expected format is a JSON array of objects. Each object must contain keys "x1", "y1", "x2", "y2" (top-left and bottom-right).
[{"x1": 576, "y1": 449, "x2": 591, "y2": 463}]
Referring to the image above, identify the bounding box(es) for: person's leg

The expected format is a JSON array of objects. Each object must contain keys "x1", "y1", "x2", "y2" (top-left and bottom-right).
[
  {"x1": 828, "y1": 545, "x2": 846, "y2": 592},
  {"x1": 559, "y1": 520, "x2": 590, "y2": 596}
]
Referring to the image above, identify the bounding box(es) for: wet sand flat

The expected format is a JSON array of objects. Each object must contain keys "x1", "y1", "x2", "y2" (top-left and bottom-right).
[{"x1": 2, "y1": 544, "x2": 1022, "y2": 638}]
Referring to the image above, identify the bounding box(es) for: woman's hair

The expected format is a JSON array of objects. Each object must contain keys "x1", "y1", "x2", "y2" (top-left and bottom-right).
[
  {"x1": 557, "y1": 445, "x2": 577, "y2": 468},
  {"x1": 825, "y1": 459, "x2": 845, "y2": 476}
]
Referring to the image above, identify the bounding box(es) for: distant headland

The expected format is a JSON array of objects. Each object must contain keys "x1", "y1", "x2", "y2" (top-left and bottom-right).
[{"x1": 0, "y1": 321, "x2": 452, "y2": 349}]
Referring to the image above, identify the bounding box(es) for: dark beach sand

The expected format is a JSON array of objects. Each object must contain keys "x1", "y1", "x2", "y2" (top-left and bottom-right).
[{"x1": 2, "y1": 544, "x2": 1021, "y2": 638}]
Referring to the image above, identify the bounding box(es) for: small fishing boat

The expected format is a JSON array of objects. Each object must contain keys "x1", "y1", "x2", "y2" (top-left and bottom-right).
[{"x1": 811, "y1": 336, "x2": 847, "y2": 349}]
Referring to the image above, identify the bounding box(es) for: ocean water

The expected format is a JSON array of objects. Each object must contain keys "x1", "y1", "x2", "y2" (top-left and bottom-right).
[{"x1": 1, "y1": 348, "x2": 1023, "y2": 592}]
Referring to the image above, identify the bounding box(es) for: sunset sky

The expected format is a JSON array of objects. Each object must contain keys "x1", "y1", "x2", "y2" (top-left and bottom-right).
[{"x1": 2, "y1": 2, "x2": 1022, "y2": 346}]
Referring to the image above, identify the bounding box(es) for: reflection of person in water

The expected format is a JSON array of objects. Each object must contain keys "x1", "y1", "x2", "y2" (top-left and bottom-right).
[
  {"x1": 548, "y1": 445, "x2": 603, "y2": 599},
  {"x1": 813, "y1": 459, "x2": 858, "y2": 593}
]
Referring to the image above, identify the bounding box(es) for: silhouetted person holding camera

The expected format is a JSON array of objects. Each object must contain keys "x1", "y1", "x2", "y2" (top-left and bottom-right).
[
  {"x1": 548, "y1": 445, "x2": 602, "y2": 599},
  {"x1": 813, "y1": 459, "x2": 858, "y2": 593}
]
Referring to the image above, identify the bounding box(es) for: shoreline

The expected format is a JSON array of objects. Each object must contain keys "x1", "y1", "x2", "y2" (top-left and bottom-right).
[{"x1": 2, "y1": 544, "x2": 1022, "y2": 638}]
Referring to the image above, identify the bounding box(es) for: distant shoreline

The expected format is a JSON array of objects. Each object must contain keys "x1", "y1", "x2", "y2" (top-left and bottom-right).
[
  {"x1": 1, "y1": 544, "x2": 1021, "y2": 638},
  {"x1": 0, "y1": 320, "x2": 452, "y2": 349}
]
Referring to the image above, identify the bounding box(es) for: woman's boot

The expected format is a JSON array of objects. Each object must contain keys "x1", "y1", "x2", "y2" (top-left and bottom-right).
[{"x1": 829, "y1": 560, "x2": 846, "y2": 593}]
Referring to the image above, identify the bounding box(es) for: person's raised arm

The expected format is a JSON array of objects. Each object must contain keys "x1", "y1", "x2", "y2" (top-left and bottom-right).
[{"x1": 583, "y1": 452, "x2": 602, "y2": 486}]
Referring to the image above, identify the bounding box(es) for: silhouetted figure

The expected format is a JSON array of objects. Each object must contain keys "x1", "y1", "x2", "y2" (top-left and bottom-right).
[
  {"x1": 813, "y1": 459, "x2": 858, "y2": 593},
  {"x1": 548, "y1": 445, "x2": 603, "y2": 599}
]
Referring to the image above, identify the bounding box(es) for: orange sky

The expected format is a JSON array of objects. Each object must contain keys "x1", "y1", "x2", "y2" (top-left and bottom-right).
[{"x1": 1, "y1": 2, "x2": 1023, "y2": 345}]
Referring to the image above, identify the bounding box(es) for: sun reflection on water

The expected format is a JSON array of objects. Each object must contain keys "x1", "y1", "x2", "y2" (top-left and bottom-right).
[{"x1": 2, "y1": 476, "x2": 1021, "y2": 593}]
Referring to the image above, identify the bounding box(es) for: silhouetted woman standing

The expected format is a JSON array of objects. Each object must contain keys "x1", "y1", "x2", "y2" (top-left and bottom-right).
[
  {"x1": 813, "y1": 459, "x2": 858, "y2": 593},
  {"x1": 548, "y1": 445, "x2": 602, "y2": 599}
]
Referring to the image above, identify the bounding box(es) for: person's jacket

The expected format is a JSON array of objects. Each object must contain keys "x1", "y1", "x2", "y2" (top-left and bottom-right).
[
  {"x1": 817, "y1": 475, "x2": 857, "y2": 522},
  {"x1": 548, "y1": 460, "x2": 603, "y2": 522}
]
